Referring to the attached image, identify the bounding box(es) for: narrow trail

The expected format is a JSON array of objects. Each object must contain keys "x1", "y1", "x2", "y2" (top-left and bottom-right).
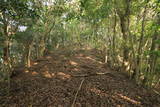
[{"x1": 1, "y1": 48, "x2": 160, "y2": 107}]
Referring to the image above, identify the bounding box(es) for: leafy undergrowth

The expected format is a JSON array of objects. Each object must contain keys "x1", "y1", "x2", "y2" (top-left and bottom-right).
[{"x1": 0, "y1": 48, "x2": 160, "y2": 107}]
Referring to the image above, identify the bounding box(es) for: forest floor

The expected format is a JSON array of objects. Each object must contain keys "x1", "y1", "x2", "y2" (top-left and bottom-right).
[{"x1": 0, "y1": 47, "x2": 160, "y2": 107}]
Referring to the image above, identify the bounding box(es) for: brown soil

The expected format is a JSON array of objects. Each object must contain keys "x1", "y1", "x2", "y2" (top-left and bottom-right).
[{"x1": 0, "y1": 48, "x2": 160, "y2": 107}]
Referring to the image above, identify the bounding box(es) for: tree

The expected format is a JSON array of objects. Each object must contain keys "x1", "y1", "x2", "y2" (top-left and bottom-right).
[{"x1": 0, "y1": 0, "x2": 39, "y2": 80}]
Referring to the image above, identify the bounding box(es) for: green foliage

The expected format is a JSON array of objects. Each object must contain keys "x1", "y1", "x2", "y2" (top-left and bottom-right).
[
  {"x1": 80, "y1": 0, "x2": 112, "y2": 22},
  {"x1": 0, "y1": 0, "x2": 39, "y2": 21}
]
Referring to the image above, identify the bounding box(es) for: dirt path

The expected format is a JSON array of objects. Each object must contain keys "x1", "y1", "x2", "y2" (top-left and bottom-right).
[{"x1": 1, "y1": 48, "x2": 160, "y2": 107}]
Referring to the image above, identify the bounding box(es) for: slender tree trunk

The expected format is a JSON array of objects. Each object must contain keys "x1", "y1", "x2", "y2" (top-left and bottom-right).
[
  {"x1": 38, "y1": 22, "x2": 55, "y2": 58},
  {"x1": 116, "y1": 0, "x2": 131, "y2": 72},
  {"x1": 118, "y1": 12, "x2": 130, "y2": 72},
  {"x1": 145, "y1": 14, "x2": 160, "y2": 87},
  {"x1": 3, "y1": 38, "x2": 10, "y2": 65},
  {"x1": 112, "y1": 10, "x2": 117, "y2": 54},
  {"x1": 26, "y1": 45, "x2": 32, "y2": 67},
  {"x1": 3, "y1": 18, "x2": 10, "y2": 66},
  {"x1": 39, "y1": 36, "x2": 46, "y2": 58},
  {"x1": 134, "y1": 4, "x2": 147, "y2": 81},
  {"x1": 23, "y1": 42, "x2": 33, "y2": 68}
]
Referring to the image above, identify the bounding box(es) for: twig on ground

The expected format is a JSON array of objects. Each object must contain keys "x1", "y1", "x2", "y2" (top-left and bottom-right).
[
  {"x1": 71, "y1": 78, "x2": 85, "y2": 107},
  {"x1": 153, "y1": 90, "x2": 160, "y2": 96}
]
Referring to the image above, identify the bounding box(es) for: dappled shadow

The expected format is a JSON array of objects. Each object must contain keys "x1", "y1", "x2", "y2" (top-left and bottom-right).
[
  {"x1": 14, "y1": 48, "x2": 106, "y2": 80},
  {"x1": 4, "y1": 48, "x2": 160, "y2": 106}
]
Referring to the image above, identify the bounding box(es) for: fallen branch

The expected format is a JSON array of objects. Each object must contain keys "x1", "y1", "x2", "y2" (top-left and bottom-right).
[
  {"x1": 71, "y1": 72, "x2": 114, "y2": 77},
  {"x1": 153, "y1": 89, "x2": 160, "y2": 96},
  {"x1": 71, "y1": 78, "x2": 85, "y2": 107}
]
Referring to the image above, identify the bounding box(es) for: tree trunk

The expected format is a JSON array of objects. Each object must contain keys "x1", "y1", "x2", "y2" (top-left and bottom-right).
[
  {"x1": 38, "y1": 22, "x2": 55, "y2": 58},
  {"x1": 119, "y1": 18, "x2": 130, "y2": 71},
  {"x1": 26, "y1": 45, "x2": 32, "y2": 67},
  {"x1": 112, "y1": 10, "x2": 117, "y2": 54},
  {"x1": 116, "y1": 0, "x2": 131, "y2": 72},
  {"x1": 3, "y1": 39, "x2": 10, "y2": 65},
  {"x1": 39, "y1": 36, "x2": 46, "y2": 58},
  {"x1": 2, "y1": 17, "x2": 10, "y2": 66},
  {"x1": 134, "y1": 4, "x2": 147, "y2": 81}
]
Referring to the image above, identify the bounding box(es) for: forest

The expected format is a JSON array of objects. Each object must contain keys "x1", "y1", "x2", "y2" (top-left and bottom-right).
[{"x1": 0, "y1": 0, "x2": 160, "y2": 106}]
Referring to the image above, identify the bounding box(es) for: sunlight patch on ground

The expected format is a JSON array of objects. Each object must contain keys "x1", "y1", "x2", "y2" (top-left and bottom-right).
[
  {"x1": 85, "y1": 56, "x2": 103, "y2": 64},
  {"x1": 42, "y1": 71, "x2": 54, "y2": 78},
  {"x1": 69, "y1": 60, "x2": 78, "y2": 66},
  {"x1": 46, "y1": 56, "x2": 52, "y2": 59},
  {"x1": 72, "y1": 68, "x2": 79, "y2": 72},
  {"x1": 85, "y1": 56, "x2": 94, "y2": 60},
  {"x1": 33, "y1": 62, "x2": 38, "y2": 65},
  {"x1": 31, "y1": 71, "x2": 38, "y2": 76},
  {"x1": 24, "y1": 70, "x2": 30, "y2": 73},
  {"x1": 57, "y1": 72, "x2": 71, "y2": 80}
]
